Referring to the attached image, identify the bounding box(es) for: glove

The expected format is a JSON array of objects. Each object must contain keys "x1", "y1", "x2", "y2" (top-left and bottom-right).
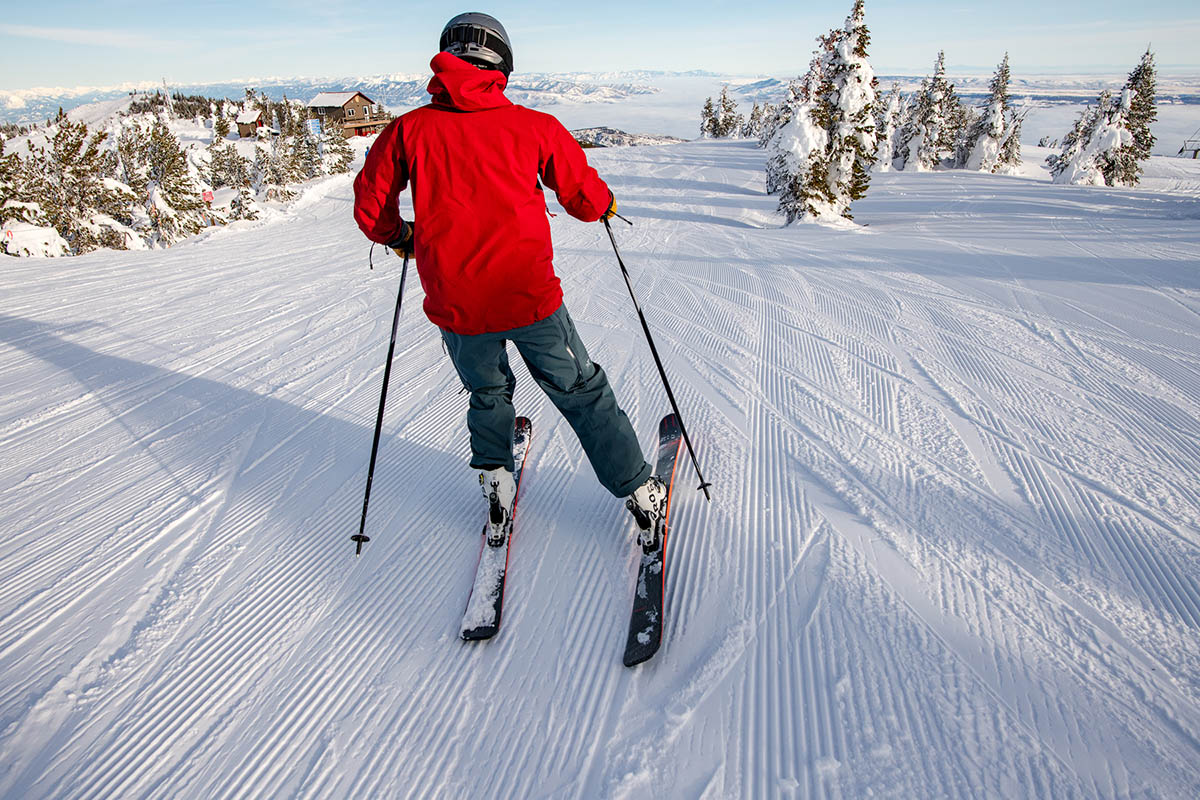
[
  {"x1": 387, "y1": 219, "x2": 415, "y2": 258},
  {"x1": 602, "y1": 192, "x2": 618, "y2": 221}
]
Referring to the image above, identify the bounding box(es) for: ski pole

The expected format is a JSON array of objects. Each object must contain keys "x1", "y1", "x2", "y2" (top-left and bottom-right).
[
  {"x1": 602, "y1": 217, "x2": 711, "y2": 500},
  {"x1": 352, "y1": 253, "x2": 410, "y2": 556}
]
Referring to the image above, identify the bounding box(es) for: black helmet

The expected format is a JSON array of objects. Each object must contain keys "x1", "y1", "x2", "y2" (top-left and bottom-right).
[{"x1": 439, "y1": 13, "x2": 513, "y2": 77}]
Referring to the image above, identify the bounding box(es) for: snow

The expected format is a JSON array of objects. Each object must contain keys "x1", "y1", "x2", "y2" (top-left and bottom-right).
[
  {"x1": 308, "y1": 92, "x2": 360, "y2": 107},
  {"x1": 2, "y1": 139, "x2": 1200, "y2": 798},
  {"x1": 0, "y1": 220, "x2": 68, "y2": 257},
  {"x1": 235, "y1": 109, "x2": 261, "y2": 125}
]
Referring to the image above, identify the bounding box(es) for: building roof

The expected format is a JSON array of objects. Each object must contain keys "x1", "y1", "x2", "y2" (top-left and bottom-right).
[
  {"x1": 309, "y1": 91, "x2": 375, "y2": 108},
  {"x1": 235, "y1": 109, "x2": 261, "y2": 125}
]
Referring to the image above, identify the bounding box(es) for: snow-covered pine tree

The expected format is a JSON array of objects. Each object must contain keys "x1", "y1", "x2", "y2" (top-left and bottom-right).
[
  {"x1": 873, "y1": 83, "x2": 902, "y2": 172},
  {"x1": 277, "y1": 95, "x2": 294, "y2": 137},
  {"x1": 1105, "y1": 48, "x2": 1157, "y2": 185},
  {"x1": 22, "y1": 112, "x2": 132, "y2": 253},
  {"x1": 950, "y1": 102, "x2": 978, "y2": 167},
  {"x1": 1047, "y1": 48, "x2": 1155, "y2": 190},
  {"x1": 254, "y1": 139, "x2": 294, "y2": 201},
  {"x1": 0, "y1": 138, "x2": 19, "y2": 221},
  {"x1": 764, "y1": 75, "x2": 817, "y2": 195},
  {"x1": 700, "y1": 97, "x2": 717, "y2": 138},
  {"x1": 1046, "y1": 90, "x2": 1138, "y2": 186},
  {"x1": 999, "y1": 107, "x2": 1024, "y2": 169},
  {"x1": 118, "y1": 119, "x2": 207, "y2": 246},
  {"x1": 716, "y1": 87, "x2": 742, "y2": 138},
  {"x1": 766, "y1": 0, "x2": 878, "y2": 221},
  {"x1": 213, "y1": 113, "x2": 231, "y2": 142},
  {"x1": 321, "y1": 118, "x2": 354, "y2": 174},
  {"x1": 743, "y1": 102, "x2": 764, "y2": 139},
  {"x1": 208, "y1": 138, "x2": 251, "y2": 189},
  {"x1": 287, "y1": 114, "x2": 323, "y2": 183},
  {"x1": 1046, "y1": 99, "x2": 1102, "y2": 182},
  {"x1": 759, "y1": 81, "x2": 801, "y2": 148},
  {"x1": 960, "y1": 53, "x2": 1024, "y2": 173},
  {"x1": 899, "y1": 51, "x2": 963, "y2": 170}
]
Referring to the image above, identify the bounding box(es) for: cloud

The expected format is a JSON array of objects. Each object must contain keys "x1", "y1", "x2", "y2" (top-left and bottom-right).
[{"x1": 0, "y1": 24, "x2": 179, "y2": 51}]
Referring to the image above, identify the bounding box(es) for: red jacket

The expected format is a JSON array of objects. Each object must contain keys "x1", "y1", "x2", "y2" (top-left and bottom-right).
[{"x1": 353, "y1": 52, "x2": 612, "y2": 335}]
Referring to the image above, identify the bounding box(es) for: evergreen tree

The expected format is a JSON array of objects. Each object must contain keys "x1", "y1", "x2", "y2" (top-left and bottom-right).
[
  {"x1": 213, "y1": 113, "x2": 231, "y2": 142},
  {"x1": 999, "y1": 108, "x2": 1024, "y2": 169},
  {"x1": 760, "y1": 81, "x2": 802, "y2": 148},
  {"x1": 961, "y1": 54, "x2": 1024, "y2": 173},
  {"x1": 22, "y1": 112, "x2": 132, "y2": 253},
  {"x1": 118, "y1": 119, "x2": 208, "y2": 245},
  {"x1": 764, "y1": 76, "x2": 815, "y2": 195},
  {"x1": 208, "y1": 139, "x2": 252, "y2": 190},
  {"x1": 287, "y1": 118, "x2": 323, "y2": 183},
  {"x1": 873, "y1": 83, "x2": 902, "y2": 172},
  {"x1": 700, "y1": 97, "x2": 718, "y2": 138},
  {"x1": 1107, "y1": 48, "x2": 1157, "y2": 184},
  {"x1": 1047, "y1": 51, "x2": 1155, "y2": 188},
  {"x1": 766, "y1": 0, "x2": 878, "y2": 221},
  {"x1": 0, "y1": 138, "x2": 20, "y2": 222},
  {"x1": 742, "y1": 102, "x2": 764, "y2": 139},
  {"x1": 321, "y1": 118, "x2": 354, "y2": 174},
  {"x1": 1046, "y1": 99, "x2": 1104, "y2": 182},
  {"x1": 716, "y1": 87, "x2": 742, "y2": 138},
  {"x1": 254, "y1": 140, "x2": 294, "y2": 201},
  {"x1": 897, "y1": 51, "x2": 964, "y2": 170}
]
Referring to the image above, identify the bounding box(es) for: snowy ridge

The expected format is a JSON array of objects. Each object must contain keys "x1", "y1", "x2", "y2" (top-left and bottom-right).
[
  {"x1": 570, "y1": 127, "x2": 687, "y2": 147},
  {"x1": 1, "y1": 141, "x2": 1200, "y2": 797}
]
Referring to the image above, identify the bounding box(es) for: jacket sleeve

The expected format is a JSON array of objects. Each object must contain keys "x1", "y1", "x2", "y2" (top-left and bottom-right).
[
  {"x1": 353, "y1": 118, "x2": 409, "y2": 244},
  {"x1": 539, "y1": 117, "x2": 611, "y2": 222}
]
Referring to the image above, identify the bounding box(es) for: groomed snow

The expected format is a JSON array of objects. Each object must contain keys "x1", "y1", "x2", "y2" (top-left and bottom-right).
[{"x1": 1, "y1": 141, "x2": 1199, "y2": 798}]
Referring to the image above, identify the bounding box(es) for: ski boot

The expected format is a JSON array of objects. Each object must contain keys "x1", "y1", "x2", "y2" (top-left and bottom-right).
[
  {"x1": 625, "y1": 476, "x2": 668, "y2": 553},
  {"x1": 480, "y1": 467, "x2": 517, "y2": 547}
]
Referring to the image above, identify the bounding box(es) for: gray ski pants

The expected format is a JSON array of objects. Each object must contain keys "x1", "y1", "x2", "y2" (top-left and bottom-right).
[{"x1": 440, "y1": 304, "x2": 652, "y2": 497}]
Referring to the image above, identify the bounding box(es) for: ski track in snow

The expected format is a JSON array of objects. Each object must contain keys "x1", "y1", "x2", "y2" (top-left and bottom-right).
[{"x1": 1, "y1": 141, "x2": 1199, "y2": 798}]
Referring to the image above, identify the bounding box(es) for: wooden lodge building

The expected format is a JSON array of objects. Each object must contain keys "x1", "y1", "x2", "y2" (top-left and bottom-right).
[{"x1": 308, "y1": 92, "x2": 391, "y2": 138}]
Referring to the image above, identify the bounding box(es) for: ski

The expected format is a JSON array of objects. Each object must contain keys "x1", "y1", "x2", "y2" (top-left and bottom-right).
[
  {"x1": 623, "y1": 413, "x2": 684, "y2": 667},
  {"x1": 461, "y1": 416, "x2": 533, "y2": 640}
]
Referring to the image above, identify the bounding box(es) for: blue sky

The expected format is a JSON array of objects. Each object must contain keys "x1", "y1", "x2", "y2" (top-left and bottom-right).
[{"x1": 1, "y1": 1, "x2": 1196, "y2": 90}]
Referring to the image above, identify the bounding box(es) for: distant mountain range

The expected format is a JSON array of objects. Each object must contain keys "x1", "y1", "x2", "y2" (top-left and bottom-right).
[
  {"x1": 0, "y1": 73, "x2": 661, "y2": 126},
  {"x1": 5, "y1": 69, "x2": 1198, "y2": 129},
  {"x1": 570, "y1": 127, "x2": 687, "y2": 147}
]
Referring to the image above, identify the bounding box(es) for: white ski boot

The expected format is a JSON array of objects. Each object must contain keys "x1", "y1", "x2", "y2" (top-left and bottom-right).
[
  {"x1": 625, "y1": 476, "x2": 668, "y2": 552},
  {"x1": 480, "y1": 467, "x2": 517, "y2": 547}
]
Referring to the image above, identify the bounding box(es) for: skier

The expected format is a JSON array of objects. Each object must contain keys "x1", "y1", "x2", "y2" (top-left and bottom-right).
[{"x1": 353, "y1": 12, "x2": 667, "y2": 546}]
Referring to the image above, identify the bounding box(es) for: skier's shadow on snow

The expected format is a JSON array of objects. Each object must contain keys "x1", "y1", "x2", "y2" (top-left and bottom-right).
[{"x1": 0, "y1": 312, "x2": 469, "y2": 576}]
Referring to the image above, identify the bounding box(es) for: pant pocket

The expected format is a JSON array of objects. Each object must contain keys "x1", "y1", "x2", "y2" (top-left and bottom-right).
[
  {"x1": 441, "y1": 330, "x2": 473, "y2": 392},
  {"x1": 553, "y1": 312, "x2": 588, "y2": 390}
]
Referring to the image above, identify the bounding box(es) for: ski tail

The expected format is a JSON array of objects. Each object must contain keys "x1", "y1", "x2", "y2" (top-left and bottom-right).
[
  {"x1": 461, "y1": 416, "x2": 532, "y2": 640},
  {"x1": 623, "y1": 413, "x2": 684, "y2": 667}
]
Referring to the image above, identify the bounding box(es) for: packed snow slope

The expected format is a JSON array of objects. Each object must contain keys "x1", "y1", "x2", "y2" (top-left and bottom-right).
[{"x1": 2, "y1": 141, "x2": 1200, "y2": 799}]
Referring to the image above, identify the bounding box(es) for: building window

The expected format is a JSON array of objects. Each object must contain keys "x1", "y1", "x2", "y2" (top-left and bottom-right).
[
  {"x1": 317, "y1": 107, "x2": 325, "y2": 116},
  {"x1": 347, "y1": 108, "x2": 355, "y2": 118},
  {"x1": 363, "y1": 106, "x2": 370, "y2": 117}
]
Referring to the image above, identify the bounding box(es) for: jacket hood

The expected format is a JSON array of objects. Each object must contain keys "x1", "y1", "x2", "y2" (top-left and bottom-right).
[{"x1": 427, "y1": 51, "x2": 512, "y2": 111}]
